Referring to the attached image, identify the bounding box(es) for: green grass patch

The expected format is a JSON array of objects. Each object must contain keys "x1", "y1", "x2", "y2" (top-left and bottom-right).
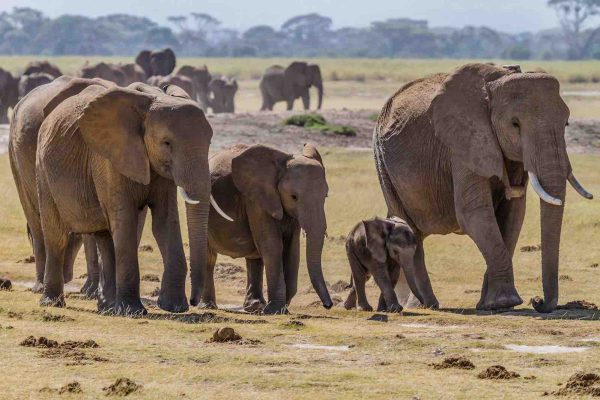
[{"x1": 282, "y1": 114, "x2": 357, "y2": 137}]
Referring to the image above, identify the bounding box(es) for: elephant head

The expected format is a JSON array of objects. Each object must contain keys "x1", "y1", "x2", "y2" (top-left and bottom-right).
[
  {"x1": 177, "y1": 65, "x2": 212, "y2": 110},
  {"x1": 283, "y1": 62, "x2": 323, "y2": 110},
  {"x1": 78, "y1": 62, "x2": 127, "y2": 86},
  {"x1": 150, "y1": 48, "x2": 176, "y2": 77},
  {"x1": 432, "y1": 63, "x2": 592, "y2": 313},
  {"x1": 135, "y1": 50, "x2": 152, "y2": 78},
  {"x1": 363, "y1": 217, "x2": 417, "y2": 266},
  {"x1": 208, "y1": 77, "x2": 238, "y2": 113},
  {"x1": 18, "y1": 72, "x2": 54, "y2": 100},
  {"x1": 0, "y1": 67, "x2": 19, "y2": 123},
  {"x1": 231, "y1": 143, "x2": 332, "y2": 308},
  {"x1": 23, "y1": 61, "x2": 62, "y2": 79}
]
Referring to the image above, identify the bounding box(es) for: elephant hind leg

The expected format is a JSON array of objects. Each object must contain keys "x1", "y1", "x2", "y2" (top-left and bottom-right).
[
  {"x1": 28, "y1": 223, "x2": 46, "y2": 293},
  {"x1": 80, "y1": 234, "x2": 100, "y2": 299},
  {"x1": 244, "y1": 258, "x2": 266, "y2": 313},
  {"x1": 63, "y1": 233, "x2": 83, "y2": 284}
]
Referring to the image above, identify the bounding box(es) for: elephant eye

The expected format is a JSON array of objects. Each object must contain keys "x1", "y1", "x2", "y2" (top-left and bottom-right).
[
  {"x1": 162, "y1": 140, "x2": 172, "y2": 148},
  {"x1": 511, "y1": 119, "x2": 520, "y2": 129},
  {"x1": 291, "y1": 194, "x2": 298, "y2": 201}
]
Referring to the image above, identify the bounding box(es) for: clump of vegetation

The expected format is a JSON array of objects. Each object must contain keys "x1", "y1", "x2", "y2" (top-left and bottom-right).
[
  {"x1": 283, "y1": 114, "x2": 356, "y2": 137},
  {"x1": 368, "y1": 112, "x2": 379, "y2": 122}
]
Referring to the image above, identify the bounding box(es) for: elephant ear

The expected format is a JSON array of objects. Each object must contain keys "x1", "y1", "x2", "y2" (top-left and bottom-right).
[
  {"x1": 432, "y1": 63, "x2": 509, "y2": 179},
  {"x1": 163, "y1": 84, "x2": 192, "y2": 100},
  {"x1": 231, "y1": 145, "x2": 291, "y2": 220},
  {"x1": 135, "y1": 50, "x2": 152, "y2": 77},
  {"x1": 362, "y1": 219, "x2": 392, "y2": 264},
  {"x1": 78, "y1": 87, "x2": 154, "y2": 185},
  {"x1": 302, "y1": 143, "x2": 324, "y2": 166},
  {"x1": 43, "y1": 77, "x2": 115, "y2": 117},
  {"x1": 163, "y1": 48, "x2": 176, "y2": 75}
]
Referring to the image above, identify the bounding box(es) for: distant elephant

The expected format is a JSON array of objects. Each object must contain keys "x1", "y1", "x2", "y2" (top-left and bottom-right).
[
  {"x1": 177, "y1": 65, "x2": 212, "y2": 110},
  {"x1": 23, "y1": 61, "x2": 62, "y2": 79},
  {"x1": 0, "y1": 67, "x2": 19, "y2": 123},
  {"x1": 147, "y1": 74, "x2": 194, "y2": 100},
  {"x1": 373, "y1": 63, "x2": 593, "y2": 313},
  {"x1": 118, "y1": 63, "x2": 147, "y2": 85},
  {"x1": 209, "y1": 77, "x2": 238, "y2": 113},
  {"x1": 134, "y1": 50, "x2": 153, "y2": 77},
  {"x1": 78, "y1": 62, "x2": 127, "y2": 86},
  {"x1": 259, "y1": 61, "x2": 323, "y2": 111},
  {"x1": 11, "y1": 76, "x2": 230, "y2": 315},
  {"x1": 197, "y1": 143, "x2": 333, "y2": 314},
  {"x1": 18, "y1": 72, "x2": 54, "y2": 99}
]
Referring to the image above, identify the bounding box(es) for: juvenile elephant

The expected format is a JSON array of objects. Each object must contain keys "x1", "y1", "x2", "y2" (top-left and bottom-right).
[
  {"x1": 13, "y1": 77, "x2": 229, "y2": 315},
  {"x1": 0, "y1": 67, "x2": 19, "y2": 123},
  {"x1": 177, "y1": 65, "x2": 212, "y2": 110},
  {"x1": 196, "y1": 143, "x2": 333, "y2": 314},
  {"x1": 209, "y1": 77, "x2": 237, "y2": 113},
  {"x1": 259, "y1": 62, "x2": 323, "y2": 111},
  {"x1": 343, "y1": 217, "x2": 426, "y2": 313},
  {"x1": 374, "y1": 63, "x2": 592, "y2": 312},
  {"x1": 18, "y1": 72, "x2": 54, "y2": 99}
]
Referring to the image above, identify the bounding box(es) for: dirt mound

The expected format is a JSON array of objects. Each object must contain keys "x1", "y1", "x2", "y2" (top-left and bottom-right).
[
  {"x1": 214, "y1": 263, "x2": 244, "y2": 279},
  {"x1": 330, "y1": 280, "x2": 351, "y2": 293},
  {"x1": 20, "y1": 336, "x2": 59, "y2": 348},
  {"x1": 520, "y1": 244, "x2": 541, "y2": 252},
  {"x1": 431, "y1": 356, "x2": 475, "y2": 370},
  {"x1": 40, "y1": 311, "x2": 75, "y2": 322},
  {"x1": 552, "y1": 372, "x2": 600, "y2": 396},
  {"x1": 59, "y1": 382, "x2": 82, "y2": 394},
  {"x1": 16, "y1": 255, "x2": 35, "y2": 263},
  {"x1": 0, "y1": 278, "x2": 11, "y2": 290},
  {"x1": 477, "y1": 365, "x2": 520, "y2": 379},
  {"x1": 209, "y1": 327, "x2": 262, "y2": 345},
  {"x1": 556, "y1": 300, "x2": 598, "y2": 310},
  {"x1": 40, "y1": 347, "x2": 108, "y2": 365},
  {"x1": 141, "y1": 273, "x2": 160, "y2": 282},
  {"x1": 138, "y1": 244, "x2": 154, "y2": 252},
  {"x1": 61, "y1": 340, "x2": 99, "y2": 349},
  {"x1": 103, "y1": 378, "x2": 141, "y2": 397}
]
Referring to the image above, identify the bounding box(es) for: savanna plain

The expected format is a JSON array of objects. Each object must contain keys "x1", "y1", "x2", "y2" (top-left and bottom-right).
[{"x1": 1, "y1": 57, "x2": 600, "y2": 399}]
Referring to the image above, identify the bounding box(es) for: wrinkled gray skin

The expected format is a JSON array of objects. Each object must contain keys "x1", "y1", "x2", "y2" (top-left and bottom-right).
[
  {"x1": 0, "y1": 67, "x2": 19, "y2": 123},
  {"x1": 209, "y1": 77, "x2": 238, "y2": 113},
  {"x1": 374, "y1": 63, "x2": 592, "y2": 313},
  {"x1": 259, "y1": 62, "x2": 323, "y2": 111},
  {"x1": 19, "y1": 72, "x2": 54, "y2": 100},
  {"x1": 177, "y1": 65, "x2": 212, "y2": 111},
  {"x1": 147, "y1": 74, "x2": 195, "y2": 100},
  {"x1": 11, "y1": 77, "x2": 214, "y2": 316},
  {"x1": 200, "y1": 143, "x2": 333, "y2": 314},
  {"x1": 343, "y1": 217, "x2": 426, "y2": 313}
]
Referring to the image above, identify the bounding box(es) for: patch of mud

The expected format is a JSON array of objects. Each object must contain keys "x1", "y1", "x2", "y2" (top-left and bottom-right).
[
  {"x1": 140, "y1": 273, "x2": 159, "y2": 282},
  {"x1": 0, "y1": 278, "x2": 12, "y2": 290},
  {"x1": 208, "y1": 327, "x2": 262, "y2": 345},
  {"x1": 552, "y1": 372, "x2": 600, "y2": 396},
  {"x1": 214, "y1": 262, "x2": 244, "y2": 280},
  {"x1": 520, "y1": 244, "x2": 541, "y2": 252},
  {"x1": 39, "y1": 311, "x2": 75, "y2": 322},
  {"x1": 138, "y1": 244, "x2": 154, "y2": 252},
  {"x1": 290, "y1": 343, "x2": 352, "y2": 351},
  {"x1": 59, "y1": 382, "x2": 82, "y2": 394},
  {"x1": 556, "y1": 300, "x2": 598, "y2": 310},
  {"x1": 16, "y1": 255, "x2": 35, "y2": 263},
  {"x1": 103, "y1": 378, "x2": 141, "y2": 397},
  {"x1": 505, "y1": 344, "x2": 589, "y2": 354},
  {"x1": 431, "y1": 356, "x2": 475, "y2": 370},
  {"x1": 477, "y1": 365, "x2": 520, "y2": 379}
]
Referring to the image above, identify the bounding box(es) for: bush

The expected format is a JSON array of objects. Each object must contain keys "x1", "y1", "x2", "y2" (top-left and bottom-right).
[{"x1": 282, "y1": 114, "x2": 356, "y2": 137}]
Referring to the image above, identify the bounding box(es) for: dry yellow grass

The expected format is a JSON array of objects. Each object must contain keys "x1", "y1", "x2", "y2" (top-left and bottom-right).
[{"x1": 1, "y1": 148, "x2": 600, "y2": 399}]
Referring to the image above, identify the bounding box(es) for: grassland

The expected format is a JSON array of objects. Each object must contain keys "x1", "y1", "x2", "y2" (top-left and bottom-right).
[{"x1": 1, "y1": 147, "x2": 600, "y2": 399}]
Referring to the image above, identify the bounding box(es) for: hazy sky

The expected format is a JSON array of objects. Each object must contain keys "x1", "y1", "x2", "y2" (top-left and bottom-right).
[{"x1": 0, "y1": 0, "x2": 580, "y2": 33}]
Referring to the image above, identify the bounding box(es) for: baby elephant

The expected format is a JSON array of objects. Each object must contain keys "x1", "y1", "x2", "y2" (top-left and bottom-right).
[{"x1": 344, "y1": 217, "x2": 427, "y2": 313}]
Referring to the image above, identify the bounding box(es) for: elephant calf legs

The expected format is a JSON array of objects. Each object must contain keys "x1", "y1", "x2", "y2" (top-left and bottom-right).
[{"x1": 244, "y1": 258, "x2": 267, "y2": 313}]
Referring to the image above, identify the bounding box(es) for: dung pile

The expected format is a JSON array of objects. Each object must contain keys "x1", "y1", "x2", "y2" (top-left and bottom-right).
[
  {"x1": 431, "y1": 356, "x2": 475, "y2": 370},
  {"x1": 477, "y1": 365, "x2": 520, "y2": 379}
]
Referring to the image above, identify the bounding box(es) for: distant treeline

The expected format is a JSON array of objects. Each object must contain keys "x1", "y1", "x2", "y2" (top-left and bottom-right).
[{"x1": 1, "y1": 7, "x2": 600, "y2": 60}]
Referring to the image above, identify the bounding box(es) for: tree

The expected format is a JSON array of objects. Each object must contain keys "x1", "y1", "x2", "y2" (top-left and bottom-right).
[
  {"x1": 548, "y1": 0, "x2": 600, "y2": 58},
  {"x1": 281, "y1": 13, "x2": 332, "y2": 48}
]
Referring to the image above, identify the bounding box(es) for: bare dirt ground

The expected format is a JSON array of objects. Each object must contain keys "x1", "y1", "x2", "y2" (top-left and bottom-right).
[{"x1": 2, "y1": 110, "x2": 600, "y2": 155}]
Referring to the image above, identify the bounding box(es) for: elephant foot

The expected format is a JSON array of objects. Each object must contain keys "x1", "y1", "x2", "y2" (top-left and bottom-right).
[
  {"x1": 114, "y1": 298, "x2": 147, "y2": 317},
  {"x1": 476, "y1": 278, "x2": 522, "y2": 311},
  {"x1": 262, "y1": 301, "x2": 289, "y2": 315},
  {"x1": 196, "y1": 299, "x2": 218, "y2": 310},
  {"x1": 420, "y1": 295, "x2": 440, "y2": 310},
  {"x1": 357, "y1": 304, "x2": 373, "y2": 312},
  {"x1": 80, "y1": 278, "x2": 99, "y2": 299},
  {"x1": 157, "y1": 292, "x2": 189, "y2": 313},
  {"x1": 31, "y1": 281, "x2": 44, "y2": 293},
  {"x1": 387, "y1": 303, "x2": 403, "y2": 313},
  {"x1": 39, "y1": 293, "x2": 65, "y2": 308},
  {"x1": 243, "y1": 297, "x2": 266, "y2": 314}
]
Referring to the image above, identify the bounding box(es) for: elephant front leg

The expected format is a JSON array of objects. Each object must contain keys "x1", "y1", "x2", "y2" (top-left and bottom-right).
[
  {"x1": 244, "y1": 258, "x2": 266, "y2": 313},
  {"x1": 151, "y1": 187, "x2": 189, "y2": 313},
  {"x1": 80, "y1": 235, "x2": 100, "y2": 299},
  {"x1": 377, "y1": 262, "x2": 403, "y2": 312},
  {"x1": 453, "y1": 166, "x2": 522, "y2": 311},
  {"x1": 372, "y1": 262, "x2": 402, "y2": 313}
]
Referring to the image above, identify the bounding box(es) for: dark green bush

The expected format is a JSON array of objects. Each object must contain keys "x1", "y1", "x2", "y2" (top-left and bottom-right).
[{"x1": 282, "y1": 114, "x2": 357, "y2": 137}]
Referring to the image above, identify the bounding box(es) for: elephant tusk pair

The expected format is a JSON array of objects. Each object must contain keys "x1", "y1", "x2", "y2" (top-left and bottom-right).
[
  {"x1": 177, "y1": 187, "x2": 235, "y2": 222},
  {"x1": 568, "y1": 172, "x2": 594, "y2": 200}
]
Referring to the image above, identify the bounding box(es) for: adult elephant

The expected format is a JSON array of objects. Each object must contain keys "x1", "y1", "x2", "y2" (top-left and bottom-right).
[
  {"x1": 135, "y1": 48, "x2": 176, "y2": 78},
  {"x1": 12, "y1": 77, "x2": 230, "y2": 315},
  {"x1": 373, "y1": 63, "x2": 592, "y2": 313},
  {"x1": 209, "y1": 77, "x2": 237, "y2": 114},
  {"x1": 0, "y1": 67, "x2": 19, "y2": 123},
  {"x1": 23, "y1": 61, "x2": 62, "y2": 79},
  {"x1": 177, "y1": 65, "x2": 212, "y2": 110},
  {"x1": 259, "y1": 62, "x2": 323, "y2": 111},
  {"x1": 18, "y1": 72, "x2": 54, "y2": 100},
  {"x1": 197, "y1": 143, "x2": 333, "y2": 314},
  {"x1": 78, "y1": 62, "x2": 127, "y2": 86},
  {"x1": 118, "y1": 63, "x2": 147, "y2": 85}
]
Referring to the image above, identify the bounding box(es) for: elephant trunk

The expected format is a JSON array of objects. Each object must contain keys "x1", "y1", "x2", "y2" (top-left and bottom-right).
[
  {"x1": 301, "y1": 208, "x2": 332, "y2": 308},
  {"x1": 315, "y1": 83, "x2": 323, "y2": 110}
]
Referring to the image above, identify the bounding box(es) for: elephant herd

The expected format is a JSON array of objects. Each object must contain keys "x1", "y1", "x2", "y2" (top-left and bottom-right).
[
  {"x1": 6, "y1": 61, "x2": 592, "y2": 317},
  {"x1": 0, "y1": 49, "x2": 325, "y2": 124}
]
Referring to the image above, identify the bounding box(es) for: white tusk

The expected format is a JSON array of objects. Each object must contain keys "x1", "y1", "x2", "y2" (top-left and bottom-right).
[
  {"x1": 528, "y1": 172, "x2": 562, "y2": 206},
  {"x1": 210, "y1": 194, "x2": 234, "y2": 222},
  {"x1": 568, "y1": 172, "x2": 593, "y2": 200},
  {"x1": 178, "y1": 186, "x2": 199, "y2": 205}
]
